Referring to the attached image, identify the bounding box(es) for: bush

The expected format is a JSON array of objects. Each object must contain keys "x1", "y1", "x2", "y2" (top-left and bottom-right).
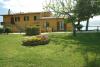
[
  {"x1": 22, "y1": 35, "x2": 49, "y2": 46},
  {"x1": 4, "y1": 27, "x2": 12, "y2": 34},
  {"x1": 25, "y1": 26, "x2": 40, "y2": 36},
  {"x1": 0, "y1": 28, "x2": 4, "y2": 34}
]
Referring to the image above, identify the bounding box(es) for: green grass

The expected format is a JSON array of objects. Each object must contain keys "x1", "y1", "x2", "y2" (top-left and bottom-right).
[{"x1": 0, "y1": 33, "x2": 100, "y2": 67}]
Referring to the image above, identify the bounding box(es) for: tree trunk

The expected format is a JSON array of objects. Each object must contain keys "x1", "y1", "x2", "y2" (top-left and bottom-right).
[
  {"x1": 86, "y1": 19, "x2": 89, "y2": 31},
  {"x1": 77, "y1": 20, "x2": 81, "y2": 31},
  {"x1": 78, "y1": 20, "x2": 80, "y2": 25},
  {"x1": 72, "y1": 23, "x2": 76, "y2": 36}
]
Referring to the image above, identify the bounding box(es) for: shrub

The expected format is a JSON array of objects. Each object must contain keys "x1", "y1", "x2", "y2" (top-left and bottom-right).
[
  {"x1": 0, "y1": 28, "x2": 4, "y2": 34},
  {"x1": 4, "y1": 27, "x2": 12, "y2": 34},
  {"x1": 22, "y1": 35, "x2": 49, "y2": 46},
  {"x1": 25, "y1": 26, "x2": 40, "y2": 36}
]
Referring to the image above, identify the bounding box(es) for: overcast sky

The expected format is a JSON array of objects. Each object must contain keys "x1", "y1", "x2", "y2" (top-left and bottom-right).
[
  {"x1": 0, "y1": 0, "x2": 48, "y2": 22},
  {"x1": 0, "y1": 0, "x2": 46, "y2": 13},
  {"x1": 0, "y1": 0, "x2": 100, "y2": 27}
]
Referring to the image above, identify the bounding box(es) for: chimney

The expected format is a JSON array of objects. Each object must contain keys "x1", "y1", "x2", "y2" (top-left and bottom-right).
[{"x1": 8, "y1": 9, "x2": 11, "y2": 15}]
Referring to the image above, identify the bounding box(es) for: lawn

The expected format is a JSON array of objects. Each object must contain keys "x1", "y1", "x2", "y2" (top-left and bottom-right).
[{"x1": 0, "y1": 33, "x2": 100, "y2": 67}]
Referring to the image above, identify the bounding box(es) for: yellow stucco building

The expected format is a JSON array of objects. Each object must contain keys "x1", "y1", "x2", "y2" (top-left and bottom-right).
[{"x1": 1, "y1": 12, "x2": 73, "y2": 32}]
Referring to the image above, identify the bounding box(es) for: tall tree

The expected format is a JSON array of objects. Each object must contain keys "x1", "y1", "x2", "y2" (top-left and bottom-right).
[
  {"x1": 43, "y1": 0, "x2": 77, "y2": 36},
  {"x1": 43, "y1": 0, "x2": 100, "y2": 35},
  {"x1": 74, "y1": 0, "x2": 100, "y2": 31}
]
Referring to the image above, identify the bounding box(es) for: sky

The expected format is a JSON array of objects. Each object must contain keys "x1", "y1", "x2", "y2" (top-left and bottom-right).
[
  {"x1": 0, "y1": 0, "x2": 46, "y2": 12},
  {"x1": 80, "y1": 15, "x2": 100, "y2": 30},
  {"x1": 0, "y1": 0, "x2": 100, "y2": 28},
  {"x1": 0, "y1": 0, "x2": 47, "y2": 22}
]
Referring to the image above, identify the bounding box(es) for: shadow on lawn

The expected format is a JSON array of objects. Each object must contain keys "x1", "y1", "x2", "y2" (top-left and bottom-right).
[
  {"x1": 73, "y1": 33, "x2": 100, "y2": 67},
  {"x1": 49, "y1": 33, "x2": 100, "y2": 67}
]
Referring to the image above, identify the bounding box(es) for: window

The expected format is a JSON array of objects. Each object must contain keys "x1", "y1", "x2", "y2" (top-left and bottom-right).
[
  {"x1": 24, "y1": 16, "x2": 29, "y2": 21},
  {"x1": 15, "y1": 16, "x2": 20, "y2": 22},
  {"x1": 59, "y1": 21, "x2": 64, "y2": 30},
  {"x1": 44, "y1": 22, "x2": 49, "y2": 28},
  {"x1": 1, "y1": 22, "x2": 4, "y2": 25},
  {"x1": 34, "y1": 16, "x2": 36, "y2": 20},
  {"x1": 34, "y1": 16, "x2": 40, "y2": 21},
  {"x1": 37, "y1": 16, "x2": 40, "y2": 19},
  {"x1": 46, "y1": 22, "x2": 49, "y2": 27},
  {"x1": 11, "y1": 17, "x2": 15, "y2": 24}
]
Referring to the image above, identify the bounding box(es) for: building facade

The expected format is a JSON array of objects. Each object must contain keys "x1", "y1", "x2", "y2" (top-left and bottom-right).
[{"x1": 1, "y1": 12, "x2": 73, "y2": 32}]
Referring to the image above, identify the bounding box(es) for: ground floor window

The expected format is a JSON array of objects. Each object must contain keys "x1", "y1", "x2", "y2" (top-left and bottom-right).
[
  {"x1": 59, "y1": 21, "x2": 64, "y2": 30},
  {"x1": 44, "y1": 22, "x2": 49, "y2": 28},
  {"x1": 43, "y1": 21, "x2": 50, "y2": 32}
]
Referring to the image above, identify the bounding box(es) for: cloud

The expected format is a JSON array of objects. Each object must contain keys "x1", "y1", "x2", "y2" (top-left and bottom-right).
[
  {"x1": 3, "y1": 0, "x2": 10, "y2": 2},
  {"x1": 1, "y1": 0, "x2": 46, "y2": 13},
  {"x1": 81, "y1": 15, "x2": 100, "y2": 26},
  {"x1": 0, "y1": 2, "x2": 4, "y2": 7}
]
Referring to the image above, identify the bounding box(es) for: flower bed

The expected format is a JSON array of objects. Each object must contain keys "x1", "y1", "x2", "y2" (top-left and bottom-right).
[{"x1": 22, "y1": 35, "x2": 49, "y2": 46}]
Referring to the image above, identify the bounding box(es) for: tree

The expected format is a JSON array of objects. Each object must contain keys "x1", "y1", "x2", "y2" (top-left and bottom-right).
[
  {"x1": 43, "y1": 0, "x2": 100, "y2": 35},
  {"x1": 74, "y1": 0, "x2": 100, "y2": 31},
  {"x1": 43, "y1": 0, "x2": 77, "y2": 36}
]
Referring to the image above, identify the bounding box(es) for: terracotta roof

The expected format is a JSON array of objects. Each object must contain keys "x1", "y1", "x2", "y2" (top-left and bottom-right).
[
  {"x1": 0, "y1": 11, "x2": 51, "y2": 16},
  {"x1": 40, "y1": 17, "x2": 64, "y2": 19}
]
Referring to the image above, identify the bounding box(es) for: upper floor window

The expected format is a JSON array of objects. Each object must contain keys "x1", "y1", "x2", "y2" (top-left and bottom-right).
[
  {"x1": 34, "y1": 16, "x2": 40, "y2": 21},
  {"x1": 24, "y1": 16, "x2": 29, "y2": 21},
  {"x1": 15, "y1": 16, "x2": 20, "y2": 22}
]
